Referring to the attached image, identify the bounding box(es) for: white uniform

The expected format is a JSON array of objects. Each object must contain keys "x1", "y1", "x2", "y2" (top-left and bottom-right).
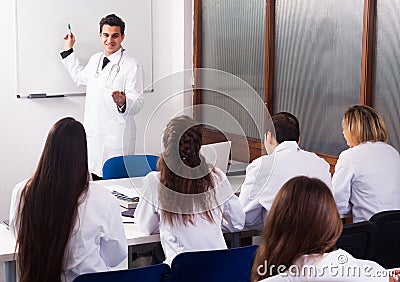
[
  {"x1": 239, "y1": 141, "x2": 332, "y2": 230},
  {"x1": 134, "y1": 169, "x2": 245, "y2": 265},
  {"x1": 332, "y1": 141, "x2": 400, "y2": 222},
  {"x1": 62, "y1": 48, "x2": 144, "y2": 176},
  {"x1": 9, "y1": 180, "x2": 127, "y2": 282},
  {"x1": 258, "y1": 249, "x2": 388, "y2": 282}
]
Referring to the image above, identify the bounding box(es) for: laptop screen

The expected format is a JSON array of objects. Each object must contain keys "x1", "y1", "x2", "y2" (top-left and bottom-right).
[{"x1": 200, "y1": 141, "x2": 231, "y2": 173}]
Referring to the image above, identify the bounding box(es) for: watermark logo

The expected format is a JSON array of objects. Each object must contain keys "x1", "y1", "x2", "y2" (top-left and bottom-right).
[{"x1": 257, "y1": 254, "x2": 396, "y2": 279}]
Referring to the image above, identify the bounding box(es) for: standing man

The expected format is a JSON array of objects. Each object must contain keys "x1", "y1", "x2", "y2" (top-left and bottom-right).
[
  {"x1": 61, "y1": 14, "x2": 144, "y2": 180},
  {"x1": 239, "y1": 112, "x2": 332, "y2": 230}
]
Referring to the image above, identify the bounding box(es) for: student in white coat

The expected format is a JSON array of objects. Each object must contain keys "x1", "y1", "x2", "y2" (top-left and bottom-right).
[
  {"x1": 239, "y1": 112, "x2": 332, "y2": 230},
  {"x1": 251, "y1": 176, "x2": 394, "y2": 282},
  {"x1": 9, "y1": 118, "x2": 127, "y2": 282},
  {"x1": 61, "y1": 14, "x2": 144, "y2": 180},
  {"x1": 332, "y1": 105, "x2": 400, "y2": 222},
  {"x1": 134, "y1": 115, "x2": 245, "y2": 265}
]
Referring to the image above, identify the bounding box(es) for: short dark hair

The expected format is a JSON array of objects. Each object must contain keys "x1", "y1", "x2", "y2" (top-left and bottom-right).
[
  {"x1": 271, "y1": 112, "x2": 300, "y2": 143},
  {"x1": 99, "y1": 14, "x2": 125, "y2": 35}
]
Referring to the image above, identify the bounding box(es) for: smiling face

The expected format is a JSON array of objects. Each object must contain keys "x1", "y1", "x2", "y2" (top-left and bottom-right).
[{"x1": 100, "y1": 25, "x2": 125, "y2": 56}]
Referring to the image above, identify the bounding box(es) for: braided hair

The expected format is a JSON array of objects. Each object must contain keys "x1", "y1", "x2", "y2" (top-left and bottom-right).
[{"x1": 158, "y1": 115, "x2": 217, "y2": 226}]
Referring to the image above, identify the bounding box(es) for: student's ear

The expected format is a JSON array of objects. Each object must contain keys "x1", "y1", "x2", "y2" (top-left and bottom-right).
[
  {"x1": 121, "y1": 34, "x2": 125, "y2": 41},
  {"x1": 297, "y1": 137, "x2": 300, "y2": 145}
]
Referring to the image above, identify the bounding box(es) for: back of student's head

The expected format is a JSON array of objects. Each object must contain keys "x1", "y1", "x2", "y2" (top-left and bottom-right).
[
  {"x1": 158, "y1": 115, "x2": 216, "y2": 226},
  {"x1": 16, "y1": 117, "x2": 89, "y2": 282},
  {"x1": 271, "y1": 112, "x2": 300, "y2": 143},
  {"x1": 343, "y1": 105, "x2": 388, "y2": 145},
  {"x1": 251, "y1": 176, "x2": 342, "y2": 281}
]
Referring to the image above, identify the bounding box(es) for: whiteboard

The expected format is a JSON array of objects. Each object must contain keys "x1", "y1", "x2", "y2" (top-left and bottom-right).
[{"x1": 15, "y1": 0, "x2": 153, "y2": 97}]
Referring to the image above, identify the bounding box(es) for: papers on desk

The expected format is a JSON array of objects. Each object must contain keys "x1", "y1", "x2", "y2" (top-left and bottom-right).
[{"x1": 105, "y1": 185, "x2": 140, "y2": 209}]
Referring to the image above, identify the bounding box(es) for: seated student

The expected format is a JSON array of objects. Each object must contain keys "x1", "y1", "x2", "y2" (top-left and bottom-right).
[
  {"x1": 251, "y1": 176, "x2": 395, "y2": 282},
  {"x1": 9, "y1": 117, "x2": 127, "y2": 282},
  {"x1": 134, "y1": 115, "x2": 245, "y2": 265},
  {"x1": 239, "y1": 112, "x2": 332, "y2": 230},
  {"x1": 332, "y1": 105, "x2": 400, "y2": 222}
]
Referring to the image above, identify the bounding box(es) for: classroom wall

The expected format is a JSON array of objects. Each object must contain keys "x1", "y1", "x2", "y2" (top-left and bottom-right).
[{"x1": 0, "y1": 0, "x2": 192, "y2": 219}]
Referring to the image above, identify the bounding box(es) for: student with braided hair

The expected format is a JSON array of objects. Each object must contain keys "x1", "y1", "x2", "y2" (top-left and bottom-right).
[{"x1": 135, "y1": 115, "x2": 245, "y2": 264}]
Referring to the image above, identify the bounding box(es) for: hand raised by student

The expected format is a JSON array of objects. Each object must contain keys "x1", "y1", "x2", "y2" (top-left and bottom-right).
[{"x1": 63, "y1": 33, "x2": 75, "y2": 51}]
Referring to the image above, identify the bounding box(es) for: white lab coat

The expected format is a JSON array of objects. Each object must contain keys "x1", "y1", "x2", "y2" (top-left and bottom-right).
[
  {"x1": 134, "y1": 168, "x2": 245, "y2": 265},
  {"x1": 332, "y1": 141, "x2": 400, "y2": 222},
  {"x1": 239, "y1": 141, "x2": 332, "y2": 230},
  {"x1": 9, "y1": 180, "x2": 127, "y2": 282},
  {"x1": 62, "y1": 48, "x2": 144, "y2": 176},
  {"x1": 259, "y1": 249, "x2": 387, "y2": 281}
]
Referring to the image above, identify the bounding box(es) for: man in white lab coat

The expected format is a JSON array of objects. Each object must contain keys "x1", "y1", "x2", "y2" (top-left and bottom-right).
[
  {"x1": 60, "y1": 14, "x2": 144, "y2": 180},
  {"x1": 239, "y1": 112, "x2": 332, "y2": 230}
]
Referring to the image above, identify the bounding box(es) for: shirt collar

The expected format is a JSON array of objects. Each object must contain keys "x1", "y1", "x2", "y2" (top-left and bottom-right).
[{"x1": 274, "y1": 141, "x2": 300, "y2": 153}]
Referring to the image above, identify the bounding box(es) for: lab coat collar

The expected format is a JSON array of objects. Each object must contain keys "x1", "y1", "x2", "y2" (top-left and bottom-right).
[
  {"x1": 105, "y1": 47, "x2": 124, "y2": 63},
  {"x1": 274, "y1": 141, "x2": 300, "y2": 153}
]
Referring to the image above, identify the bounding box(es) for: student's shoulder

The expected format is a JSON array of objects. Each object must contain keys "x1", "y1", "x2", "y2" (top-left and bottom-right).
[
  {"x1": 13, "y1": 179, "x2": 29, "y2": 191},
  {"x1": 300, "y1": 149, "x2": 329, "y2": 164}
]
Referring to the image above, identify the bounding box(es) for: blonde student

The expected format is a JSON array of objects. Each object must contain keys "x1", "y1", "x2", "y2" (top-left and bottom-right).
[
  {"x1": 252, "y1": 176, "x2": 394, "y2": 282},
  {"x1": 9, "y1": 117, "x2": 127, "y2": 282},
  {"x1": 332, "y1": 105, "x2": 400, "y2": 222},
  {"x1": 135, "y1": 115, "x2": 245, "y2": 265}
]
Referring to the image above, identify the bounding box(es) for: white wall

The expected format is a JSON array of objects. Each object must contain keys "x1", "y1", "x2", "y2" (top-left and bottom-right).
[{"x1": 0, "y1": 0, "x2": 192, "y2": 219}]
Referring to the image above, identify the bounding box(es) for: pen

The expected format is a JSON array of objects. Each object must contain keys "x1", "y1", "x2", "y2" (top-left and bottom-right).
[{"x1": 68, "y1": 23, "x2": 72, "y2": 35}]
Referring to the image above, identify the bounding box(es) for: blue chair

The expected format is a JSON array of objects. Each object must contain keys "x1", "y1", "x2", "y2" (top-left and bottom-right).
[
  {"x1": 102, "y1": 155, "x2": 159, "y2": 180},
  {"x1": 169, "y1": 245, "x2": 258, "y2": 282},
  {"x1": 73, "y1": 263, "x2": 170, "y2": 282},
  {"x1": 336, "y1": 221, "x2": 378, "y2": 260},
  {"x1": 370, "y1": 210, "x2": 400, "y2": 268}
]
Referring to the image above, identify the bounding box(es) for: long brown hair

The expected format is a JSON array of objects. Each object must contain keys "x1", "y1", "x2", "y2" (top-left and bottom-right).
[
  {"x1": 15, "y1": 117, "x2": 89, "y2": 282},
  {"x1": 251, "y1": 176, "x2": 342, "y2": 281},
  {"x1": 158, "y1": 115, "x2": 216, "y2": 226}
]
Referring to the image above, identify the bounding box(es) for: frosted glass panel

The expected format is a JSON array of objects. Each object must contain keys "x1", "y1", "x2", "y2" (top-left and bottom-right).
[
  {"x1": 372, "y1": 0, "x2": 400, "y2": 151},
  {"x1": 200, "y1": 0, "x2": 265, "y2": 139},
  {"x1": 274, "y1": 0, "x2": 363, "y2": 155}
]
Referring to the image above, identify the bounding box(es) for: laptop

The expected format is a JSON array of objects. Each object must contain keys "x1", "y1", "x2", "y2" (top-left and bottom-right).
[{"x1": 200, "y1": 141, "x2": 231, "y2": 173}]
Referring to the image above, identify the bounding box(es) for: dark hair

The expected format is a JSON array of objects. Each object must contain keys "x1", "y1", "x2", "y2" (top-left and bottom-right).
[
  {"x1": 99, "y1": 14, "x2": 125, "y2": 35},
  {"x1": 15, "y1": 117, "x2": 89, "y2": 282},
  {"x1": 158, "y1": 115, "x2": 216, "y2": 226},
  {"x1": 271, "y1": 112, "x2": 300, "y2": 143},
  {"x1": 251, "y1": 176, "x2": 342, "y2": 281}
]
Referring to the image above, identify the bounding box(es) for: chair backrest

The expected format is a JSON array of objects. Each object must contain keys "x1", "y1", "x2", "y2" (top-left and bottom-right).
[
  {"x1": 336, "y1": 221, "x2": 378, "y2": 260},
  {"x1": 369, "y1": 210, "x2": 400, "y2": 268},
  {"x1": 73, "y1": 263, "x2": 170, "y2": 282},
  {"x1": 169, "y1": 245, "x2": 258, "y2": 282},
  {"x1": 102, "y1": 155, "x2": 159, "y2": 180}
]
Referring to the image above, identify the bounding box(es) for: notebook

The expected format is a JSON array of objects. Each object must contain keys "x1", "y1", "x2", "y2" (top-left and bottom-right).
[
  {"x1": 105, "y1": 185, "x2": 140, "y2": 209},
  {"x1": 200, "y1": 141, "x2": 231, "y2": 173}
]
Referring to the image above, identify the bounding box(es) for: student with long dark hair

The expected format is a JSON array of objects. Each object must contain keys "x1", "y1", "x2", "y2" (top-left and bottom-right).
[
  {"x1": 135, "y1": 115, "x2": 245, "y2": 265},
  {"x1": 252, "y1": 176, "x2": 391, "y2": 282},
  {"x1": 9, "y1": 117, "x2": 127, "y2": 282}
]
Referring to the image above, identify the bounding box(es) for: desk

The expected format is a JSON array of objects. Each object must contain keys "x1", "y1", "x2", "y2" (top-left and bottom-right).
[{"x1": 1, "y1": 174, "x2": 248, "y2": 282}]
